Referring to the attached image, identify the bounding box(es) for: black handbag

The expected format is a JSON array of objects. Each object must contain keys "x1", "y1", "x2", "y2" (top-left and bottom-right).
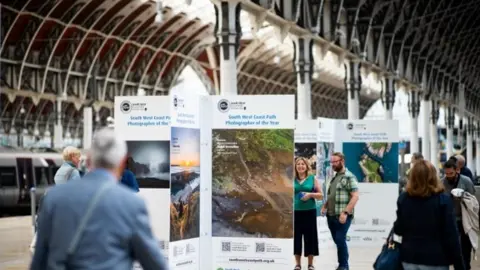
[{"x1": 373, "y1": 228, "x2": 403, "y2": 270}]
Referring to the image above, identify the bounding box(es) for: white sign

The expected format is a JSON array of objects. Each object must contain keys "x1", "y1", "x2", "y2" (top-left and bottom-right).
[
  {"x1": 114, "y1": 96, "x2": 171, "y2": 259},
  {"x1": 335, "y1": 119, "x2": 400, "y2": 247},
  {"x1": 169, "y1": 91, "x2": 201, "y2": 269},
  {"x1": 211, "y1": 95, "x2": 295, "y2": 270},
  {"x1": 295, "y1": 120, "x2": 317, "y2": 142},
  {"x1": 211, "y1": 95, "x2": 295, "y2": 129}
]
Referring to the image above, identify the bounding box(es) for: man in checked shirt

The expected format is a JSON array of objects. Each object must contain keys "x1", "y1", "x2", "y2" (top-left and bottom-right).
[{"x1": 321, "y1": 152, "x2": 360, "y2": 270}]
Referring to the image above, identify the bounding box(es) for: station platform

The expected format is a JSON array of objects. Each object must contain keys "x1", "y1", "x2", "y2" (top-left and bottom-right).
[{"x1": 1, "y1": 216, "x2": 478, "y2": 269}]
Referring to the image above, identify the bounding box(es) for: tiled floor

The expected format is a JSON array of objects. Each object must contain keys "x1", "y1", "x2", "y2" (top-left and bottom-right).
[{"x1": 1, "y1": 216, "x2": 479, "y2": 270}]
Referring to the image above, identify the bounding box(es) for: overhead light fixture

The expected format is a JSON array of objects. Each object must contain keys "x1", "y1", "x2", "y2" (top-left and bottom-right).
[
  {"x1": 273, "y1": 55, "x2": 281, "y2": 64},
  {"x1": 137, "y1": 88, "x2": 146, "y2": 96}
]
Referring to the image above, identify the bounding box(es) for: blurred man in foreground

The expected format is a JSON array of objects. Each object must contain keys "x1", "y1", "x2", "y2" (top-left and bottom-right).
[{"x1": 31, "y1": 128, "x2": 167, "y2": 270}]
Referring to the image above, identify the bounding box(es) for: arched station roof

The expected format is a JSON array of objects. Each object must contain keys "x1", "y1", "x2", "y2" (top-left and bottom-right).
[
  {"x1": 248, "y1": 0, "x2": 480, "y2": 118},
  {"x1": 3, "y1": 0, "x2": 438, "y2": 140}
]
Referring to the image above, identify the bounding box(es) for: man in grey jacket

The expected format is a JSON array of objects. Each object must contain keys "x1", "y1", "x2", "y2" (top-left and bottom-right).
[
  {"x1": 442, "y1": 159, "x2": 476, "y2": 270},
  {"x1": 30, "y1": 128, "x2": 167, "y2": 270}
]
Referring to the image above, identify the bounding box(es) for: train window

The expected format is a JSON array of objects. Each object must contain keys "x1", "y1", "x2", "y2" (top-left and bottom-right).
[
  {"x1": 0, "y1": 166, "x2": 17, "y2": 187},
  {"x1": 34, "y1": 167, "x2": 49, "y2": 186}
]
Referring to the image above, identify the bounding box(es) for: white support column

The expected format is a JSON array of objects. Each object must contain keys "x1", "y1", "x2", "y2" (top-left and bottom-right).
[
  {"x1": 345, "y1": 60, "x2": 361, "y2": 120},
  {"x1": 445, "y1": 106, "x2": 455, "y2": 159},
  {"x1": 466, "y1": 117, "x2": 474, "y2": 175},
  {"x1": 408, "y1": 91, "x2": 420, "y2": 154},
  {"x1": 293, "y1": 36, "x2": 313, "y2": 120},
  {"x1": 430, "y1": 99, "x2": 440, "y2": 166},
  {"x1": 213, "y1": 0, "x2": 242, "y2": 96},
  {"x1": 421, "y1": 97, "x2": 431, "y2": 161},
  {"x1": 53, "y1": 98, "x2": 63, "y2": 149},
  {"x1": 381, "y1": 76, "x2": 396, "y2": 120},
  {"x1": 476, "y1": 122, "x2": 480, "y2": 177},
  {"x1": 83, "y1": 107, "x2": 93, "y2": 149}
]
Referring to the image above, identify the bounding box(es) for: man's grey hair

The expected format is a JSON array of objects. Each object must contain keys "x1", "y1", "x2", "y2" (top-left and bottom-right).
[
  {"x1": 455, "y1": 154, "x2": 466, "y2": 166},
  {"x1": 90, "y1": 127, "x2": 127, "y2": 169}
]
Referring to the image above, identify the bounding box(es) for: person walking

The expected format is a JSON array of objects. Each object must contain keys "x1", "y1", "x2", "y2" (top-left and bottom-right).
[
  {"x1": 54, "y1": 146, "x2": 82, "y2": 184},
  {"x1": 30, "y1": 128, "x2": 167, "y2": 270},
  {"x1": 394, "y1": 160, "x2": 464, "y2": 270},
  {"x1": 293, "y1": 157, "x2": 323, "y2": 270},
  {"x1": 442, "y1": 159, "x2": 476, "y2": 270},
  {"x1": 321, "y1": 152, "x2": 359, "y2": 270}
]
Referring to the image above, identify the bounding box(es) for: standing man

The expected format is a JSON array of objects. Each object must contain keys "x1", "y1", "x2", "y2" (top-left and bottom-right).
[
  {"x1": 442, "y1": 159, "x2": 476, "y2": 270},
  {"x1": 455, "y1": 155, "x2": 474, "y2": 183},
  {"x1": 321, "y1": 152, "x2": 359, "y2": 270}
]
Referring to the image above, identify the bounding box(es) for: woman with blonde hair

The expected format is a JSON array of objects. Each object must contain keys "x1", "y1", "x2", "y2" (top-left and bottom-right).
[
  {"x1": 393, "y1": 160, "x2": 464, "y2": 270},
  {"x1": 293, "y1": 157, "x2": 323, "y2": 270}
]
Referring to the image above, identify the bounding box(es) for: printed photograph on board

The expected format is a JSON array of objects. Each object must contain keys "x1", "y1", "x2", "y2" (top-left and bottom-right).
[
  {"x1": 170, "y1": 127, "x2": 200, "y2": 242},
  {"x1": 294, "y1": 143, "x2": 317, "y2": 176},
  {"x1": 343, "y1": 142, "x2": 399, "y2": 183},
  {"x1": 316, "y1": 142, "x2": 334, "y2": 181},
  {"x1": 126, "y1": 141, "x2": 170, "y2": 188},
  {"x1": 212, "y1": 129, "x2": 294, "y2": 238}
]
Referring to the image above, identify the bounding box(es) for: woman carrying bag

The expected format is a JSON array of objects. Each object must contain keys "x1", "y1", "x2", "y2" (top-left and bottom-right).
[{"x1": 375, "y1": 160, "x2": 464, "y2": 270}]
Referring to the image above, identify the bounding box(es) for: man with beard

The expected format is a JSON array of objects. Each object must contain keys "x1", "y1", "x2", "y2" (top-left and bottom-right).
[
  {"x1": 442, "y1": 159, "x2": 476, "y2": 270},
  {"x1": 321, "y1": 152, "x2": 359, "y2": 270}
]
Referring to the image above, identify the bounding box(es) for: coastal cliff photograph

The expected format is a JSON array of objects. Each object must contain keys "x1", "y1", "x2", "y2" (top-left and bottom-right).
[
  {"x1": 126, "y1": 140, "x2": 170, "y2": 188},
  {"x1": 211, "y1": 129, "x2": 294, "y2": 239}
]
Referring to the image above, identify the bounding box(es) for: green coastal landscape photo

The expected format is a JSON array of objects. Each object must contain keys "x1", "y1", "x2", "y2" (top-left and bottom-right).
[{"x1": 211, "y1": 129, "x2": 294, "y2": 238}]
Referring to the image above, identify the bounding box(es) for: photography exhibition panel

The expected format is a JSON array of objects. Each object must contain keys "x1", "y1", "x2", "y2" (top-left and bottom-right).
[
  {"x1": 114, "y1": 96, "x2": 171, "y2": 260},
  {"x1": 335, "y1": 120, "x2": 400, "y2": 247},
  {"x1": 169, "y1": 92, "x2": 202, "y2": 269},
  {"x1": 210, "y1": 95, "x2": 295, "y2": 270}
]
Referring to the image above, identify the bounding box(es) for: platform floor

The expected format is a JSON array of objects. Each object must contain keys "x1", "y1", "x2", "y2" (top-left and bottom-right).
[{"x1": 1, "y1": 216, "x2": 479, "y2": 270}]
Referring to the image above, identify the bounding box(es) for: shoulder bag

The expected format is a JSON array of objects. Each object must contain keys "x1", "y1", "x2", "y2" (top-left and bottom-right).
[
  {"x1": 62, "y1": 181, "x2": 115, "y2": 269},
  {"x1": 373, "y1": 228, "x2": 403, "y2": 270}
]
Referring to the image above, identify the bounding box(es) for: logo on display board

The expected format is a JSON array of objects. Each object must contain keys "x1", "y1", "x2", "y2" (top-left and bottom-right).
[
  {"x1": 173, "y1": 95, "x2": 185, "y2": 109},
  {"x1": 217, "y1": 99, "x2": 246, "y2": 112},
  {"x1": 120, "y1": 101, "x2": 131, "y2": 113},
  {"x1": 347, "y1": 122, "x2": 354, "y2": 130},
  {"x1": 318, "y1": 121, "x2": 322, "y2": 129},
  {"x1": 217, "y1": 99, "x2": 230, "y2": 112},
  {"x1": 120, "y1": 100, "x2": 147, "y2": 113}
]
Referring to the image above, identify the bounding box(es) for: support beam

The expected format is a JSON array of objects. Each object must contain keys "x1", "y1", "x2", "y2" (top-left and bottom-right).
[
  {"x1": 345, "y1": 60, "x2": 362, "y2": 120},
  {"x1": 53, "y1": 98, "x2": 63, "y2": 149},
  {"x1": 466, "y1": 116, "x2": 474, "y2": 175},
  {"x1": 381, "y1": 76, "x2": 396, "y2": 120},
  {"x1": 408, "y1": 90, "x2": 420, "y2": 154},
  {"x1": 445, "y1": 106, "x2": 455, "y2": 159},
  {"x1": 83, "y1": 107, "x2": 93, "y2": 150},
  {"x1": 421, "y1": 96, "x2": 431, "y2": 161},
  {"x1": 213, "y1": 0, "x2": 242, "y2": 96},
  {"x1": 430, "y1": 99, "x2": 440, "y2": 166},
  {"x1": 293, "y1": 36, "x2": 313, "y2": 120},
  {"x1": 476, "y1": 121, "x2": 480, "y2": 177}
]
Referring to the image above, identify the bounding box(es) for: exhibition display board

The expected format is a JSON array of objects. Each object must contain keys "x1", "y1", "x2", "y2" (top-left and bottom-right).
[
  {"x1": 315, "y1": 117, "x2": 337, "y2": 249},
  {"x1": 114, "y1": 96, "x2": 171, "y2": 262},
  {"x1": 335, "y1": 120, "x2": 400, "y2": 246},
  {"x1": 169, "y1": 92, "x2": 202, "y2": 269},
  {"x1": 210, "y1": 95, "x2": 295, "y2": 270}
]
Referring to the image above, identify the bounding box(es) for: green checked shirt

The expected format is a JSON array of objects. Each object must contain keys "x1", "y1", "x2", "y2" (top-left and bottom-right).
[{"x1": 326, "y1": 169, "x2": 358, "y2": 216}]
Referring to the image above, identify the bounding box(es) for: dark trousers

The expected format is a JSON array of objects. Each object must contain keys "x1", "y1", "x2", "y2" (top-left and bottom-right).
[
  {"x1": 327, "y1": 215, "x2": 352, "y2": 269},
  {"x1": 458, "y1": 221, "x2": 472, "y2": 270},
  {"x1": 294, "y1": 209, "x2": 319, "y2": 257}
]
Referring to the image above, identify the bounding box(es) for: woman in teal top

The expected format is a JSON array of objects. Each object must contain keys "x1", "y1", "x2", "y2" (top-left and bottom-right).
[{"x1": 293, "y1": 157, "x2": 323, "y2": 270}]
